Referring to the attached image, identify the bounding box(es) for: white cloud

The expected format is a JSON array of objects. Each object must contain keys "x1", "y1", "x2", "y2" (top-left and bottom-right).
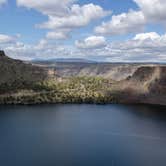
[
  {"x1": 46, "y1": 30, "x2": 70, "y2": 40},
  {"x1": 75, "y1": 36, "x2": 107, "y2": 49},
  {"x1": 94, "y1": 0, "x2": 166, "y2": 36},
  {"x1": 1, "y1": 37, "x2": 76, "y2": 60},
  {"x1": 17, "y1": 0, "x2": 75, "y2": 16},
  {"x1": 134, "y1": 32, "x2": 160, "y2": 40},
  {"x1": 107, "y1": 32, "x2": 166, "y2": 62},
  {"x1": 1, "y1": 0, "x2": 163, "y2": 62},
  {"x1": 134, "y1": 0, "x2": 166, "y2": 23},
  {"x1": 38, "y1": 4, "x2": 111, "y2": 29},
  {"x1": 111, "y1": 32, "x2": 166, "y2": 52},
  {"x1": 73, "y1": 32, "x2": 166, "y2": 62},
  {"x1": 1, "y1": 32, "x2": 166, "y2": 62},
  {"x1": 0, "y1": 34, "x2": 16, "y2": 44},
  {"x1": 95, "y1": 10, "x2": 145, "y2": 35},
  {"x1": 17, "y1": 1, "x2": 111, "y2": 40},
  {"x1": 0, "y1": 0, "x2": 7, "y2": 6}
]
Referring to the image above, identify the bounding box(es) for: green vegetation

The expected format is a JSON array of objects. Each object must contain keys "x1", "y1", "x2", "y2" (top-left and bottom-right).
[{"x1": 0, "y1": 76, "x2": 117, "y2": 104}]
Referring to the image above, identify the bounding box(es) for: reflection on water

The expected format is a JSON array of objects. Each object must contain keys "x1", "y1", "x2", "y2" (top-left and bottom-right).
[{"x1": 0, "y1": 104, "x2": 166, "y2": 166}]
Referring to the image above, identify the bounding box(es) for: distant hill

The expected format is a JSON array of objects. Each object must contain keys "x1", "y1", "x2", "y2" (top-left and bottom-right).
[
  {"x1": 33, "y1": 60, "x2": 161, "y2": 81},
  {"x1": 32, "y1": 58, "x2": 166, "y2": 81},
  {"x1": 32, "y1": 58, "x2": 96, "y2": 64}
]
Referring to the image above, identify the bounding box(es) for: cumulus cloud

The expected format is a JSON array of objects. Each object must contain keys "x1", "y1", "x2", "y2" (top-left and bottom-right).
[
  {"x1": 134, "y1": 32, "x2": 160, "y2": 40},
  {"x1": 0, "y1": 36, "x2": 76, "y2": 60},
  {"x1": 46, "y1": 30, "x2": 70, "y2": 40},
  {"x1": 38, "y1": 4, "x2": 110, "y2": 29},
  {"x1": 0, "y1": 34, "x2": 17, "y2": 44},
  {"x1": 74, "y1": 32, "x2": 166, "y2": 62},
  {"x1": 107, "y1": 32, "x2": 166, "y2": 62},
  {"x1": 75, "y1": 36, "x2": 107, "y2": 49},
  {"x1": 95, "y1": 10, "x2": 145, "y2": 36},
  {"x1": 17, "y1": 1, "x2": 111, "y2": 40},
  {"x1": 2, "y1": 32, "x2": 166, "y2": 62},
  {"x1": 134, "y1": 0, "x2": 166, "y2": 23},
  {"x1": 2, "y1": 0, "x2": 163, "y2": 62},
  {"x1": 94, "y1": 0, "x2": 166, "y2": 36},
  {"x1": 17, "y1": 0, "x2": 75, "y2": 16}
]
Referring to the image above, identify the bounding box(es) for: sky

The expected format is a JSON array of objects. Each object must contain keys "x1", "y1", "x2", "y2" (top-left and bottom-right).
[{"x1": 0, "y1": 0, "x2": 166, "y2": 62}]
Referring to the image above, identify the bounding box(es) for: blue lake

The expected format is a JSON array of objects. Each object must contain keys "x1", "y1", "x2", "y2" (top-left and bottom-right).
[{"x1": 0, "y1": 104, "x2": 166, "y2": 166}]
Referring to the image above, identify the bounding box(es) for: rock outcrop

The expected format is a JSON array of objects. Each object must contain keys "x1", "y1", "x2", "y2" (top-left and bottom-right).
[
  {"x1": 0, "y1": 50, "x2": 6, "y2": 57},
  {"x1": 115, "y1": 66, "x2": 166, "y2": 105},
  {"x1": 0, "y1": 51, "x2": 55, "y2": 86},
  {"x1": 35, "y1": 62, "x2": 140, "y2": 81}
]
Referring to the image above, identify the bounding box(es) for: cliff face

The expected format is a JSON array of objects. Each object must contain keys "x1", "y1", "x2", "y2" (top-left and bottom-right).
[
  {"x1": 127, "y1": 66, "x2": 166, "y2": 93},
  {"x1": 0, "y1": 51, "x2": 55, "y2": 86},
  {"x1": 34, "y1": 61, "x2": 162, "y2": 81},
  {"x1": 39, "y1": 62, "x2": 141, "y2": 81},
  {"x1": 116, "y1": 66, "x2": 166, "y2": 105}
]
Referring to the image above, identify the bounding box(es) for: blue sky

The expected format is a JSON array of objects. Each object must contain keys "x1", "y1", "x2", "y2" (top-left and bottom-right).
[{"x1": 0, "y1": 0, "x2": 166, "y2": 62}]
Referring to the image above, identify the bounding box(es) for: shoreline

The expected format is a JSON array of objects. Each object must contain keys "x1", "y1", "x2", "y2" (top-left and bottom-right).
[{"x1": 0, "y1": 99, "x2": 165, "y2": 107}]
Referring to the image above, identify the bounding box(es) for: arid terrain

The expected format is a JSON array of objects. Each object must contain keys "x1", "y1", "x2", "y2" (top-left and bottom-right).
[{"x1": 0, "y1": 51, "x2": 165, "y2": 105}]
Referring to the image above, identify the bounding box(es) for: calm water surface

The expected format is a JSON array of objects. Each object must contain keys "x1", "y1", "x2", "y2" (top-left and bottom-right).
[{"x1": 0, "y1": 104, "x2": 166, "y2": 166}]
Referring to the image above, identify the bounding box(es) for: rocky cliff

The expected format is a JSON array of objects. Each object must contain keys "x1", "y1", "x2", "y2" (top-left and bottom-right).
[
  {"x1": 115, "y1": 66, "x2": 166, "y2": 105},
  {"x1": 33, "y1": 61, "x2": 160, "y2": 81},
  {"x1": 0, "y1": 51, "x2": 56, "y2": 92}
]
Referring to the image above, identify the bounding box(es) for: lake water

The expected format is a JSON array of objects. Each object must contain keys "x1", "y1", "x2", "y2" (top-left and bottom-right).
[{"x1": 0, "y1": 104, "x2": 166, "y2": 166}]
